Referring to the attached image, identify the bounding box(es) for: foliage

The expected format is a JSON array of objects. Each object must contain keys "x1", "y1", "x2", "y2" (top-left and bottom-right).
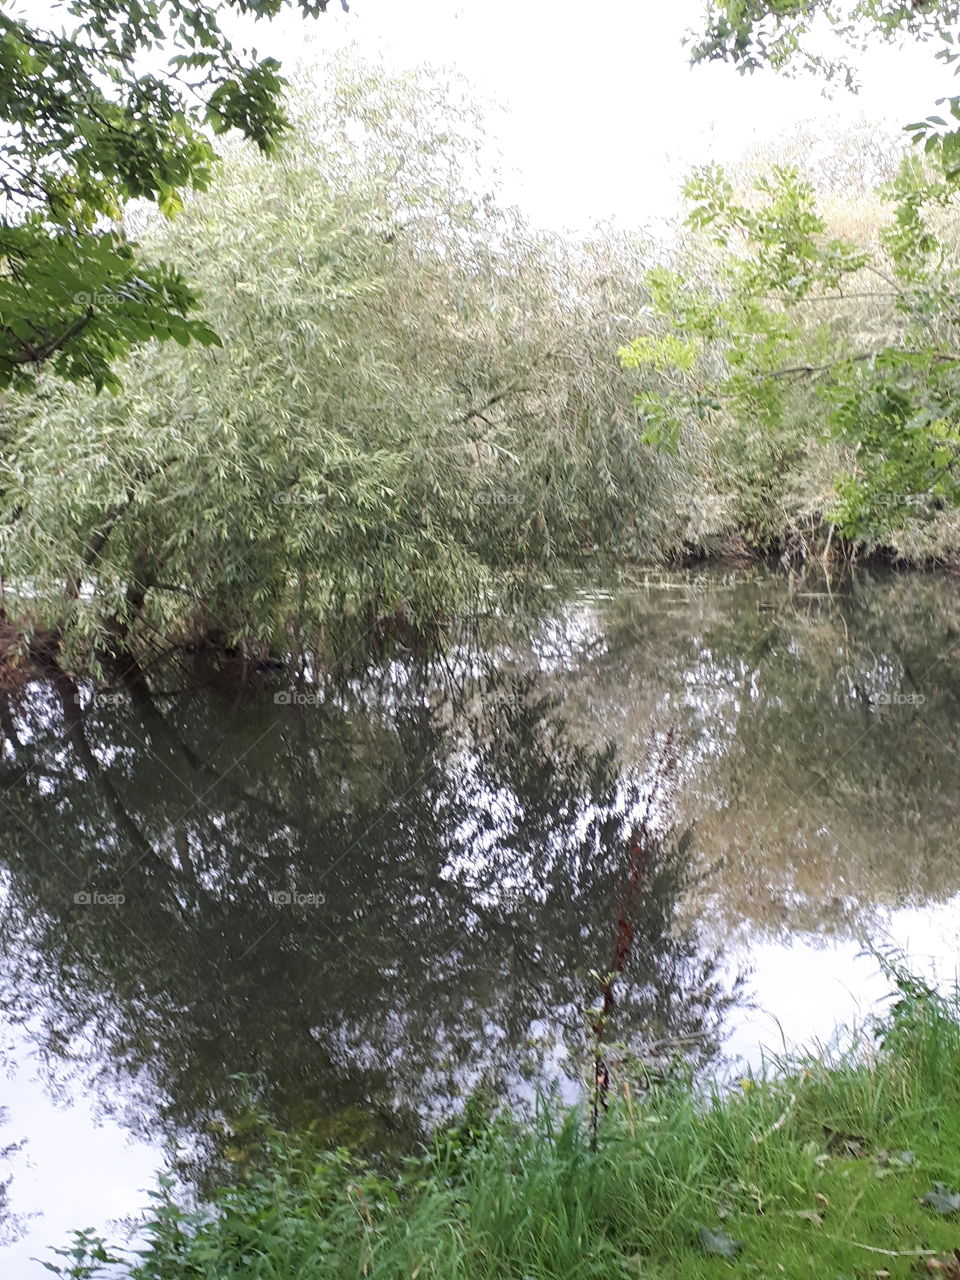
[
  {"x1": 42, "y1": 966, "x2": 960, "y2": 1280},
  {"x1": 690, "y1": 0, "x2": 960, "y2": 168},
  {"x1": 0, "y1": 0, "x2": 341, "y2": 390},
  {"x1": 619, "y1": 151, "x2": 960, "y2": 551},
  {"x1": 0, "y1": 57, "x2": 688, "y2": 666},
  {"x1": 691, "y1": 0, "x2": 959, "y2": 79}
]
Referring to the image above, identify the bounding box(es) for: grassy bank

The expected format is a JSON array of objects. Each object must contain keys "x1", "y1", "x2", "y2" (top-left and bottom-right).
[{"x1": 47, "y1": 965, "x2": 960, "y2": 1279}]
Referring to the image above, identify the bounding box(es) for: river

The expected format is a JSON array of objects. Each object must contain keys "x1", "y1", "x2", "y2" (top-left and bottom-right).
[{"x1": 1, "y1": 566, "x2": 958, "y2": 1274}]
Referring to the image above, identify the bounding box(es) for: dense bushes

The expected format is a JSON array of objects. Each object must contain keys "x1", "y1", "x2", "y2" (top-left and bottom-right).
[
  {"x1": 0, "y1": 56, "x2": 695, "y2": 669},
  {"x1": 5, "y1": 64, "x2": 960, "y2": 675},
  {"x1": 620, "y1": 123, "x2": 960, "y2": 563}
]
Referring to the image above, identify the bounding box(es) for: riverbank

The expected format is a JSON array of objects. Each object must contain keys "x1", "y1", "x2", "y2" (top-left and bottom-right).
[
  {"x1": 45, "y1": 964, "x2": 960, "y2": 1280},
  {"x1": 3, "y1": 543, "x2": 960, "y2": 689}
]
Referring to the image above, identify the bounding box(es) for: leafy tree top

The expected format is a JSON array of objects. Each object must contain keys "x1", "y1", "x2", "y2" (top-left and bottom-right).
[
  {"x1": 691, "y1": 0, "x2": 960, "y2": 83},
  {"x1": 690, "y1": 0, "x2": 960, "y2": 168},
  {"x1": 0, "y1": 0, "x2": 343, "y2": 390}
]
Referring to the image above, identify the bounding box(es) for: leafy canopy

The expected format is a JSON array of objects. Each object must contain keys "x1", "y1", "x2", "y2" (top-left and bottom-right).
[
  {"x1": 0, "y1": 0, "x2": 342, "y2": 390},
  {"x1": 619, "y1": 155, "x2": 960, "y2": 542},
  {"x1": 0, "y1": 59, "x2": 683, "y2": 663},
  {"x1": 690, "y1": 0, "x2": 960, "y2": 170}
]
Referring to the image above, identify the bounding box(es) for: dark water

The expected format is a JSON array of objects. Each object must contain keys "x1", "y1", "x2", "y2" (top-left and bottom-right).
[{"x1": 1, "y1": 567, "x2": 960, "y2": 1274}]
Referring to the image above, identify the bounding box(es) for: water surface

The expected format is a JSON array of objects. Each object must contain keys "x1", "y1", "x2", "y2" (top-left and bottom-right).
[{"x1": 1, "y1": 566, "x2": 959, "y2": 1274}]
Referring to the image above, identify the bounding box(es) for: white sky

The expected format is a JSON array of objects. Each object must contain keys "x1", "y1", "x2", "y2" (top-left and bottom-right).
[
  {"x1": 17, "y1": 0, "x2": 955, "y2": 227},
  {"x1": 249, "y1": 0, "x2": 955, "y2": 229}
]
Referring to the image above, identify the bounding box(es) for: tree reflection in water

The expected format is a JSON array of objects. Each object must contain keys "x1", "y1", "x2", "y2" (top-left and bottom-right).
[
  {"x1": 5, "y1": 565, "x2": 956, "y2": 1218},
  {"x1": 0, "y1": 643, "x2": 733, "y2": 1198}
]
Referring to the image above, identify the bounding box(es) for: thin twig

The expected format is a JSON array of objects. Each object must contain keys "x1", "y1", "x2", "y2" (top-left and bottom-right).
[{"x1": 824, "y1": 1238, "x2": 937, "y2": 1258}]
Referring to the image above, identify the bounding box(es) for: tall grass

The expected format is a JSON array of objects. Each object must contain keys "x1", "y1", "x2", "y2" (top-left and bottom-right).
[{"x1": 46, "y1": 962, "x2": 960, "y2": 1280}]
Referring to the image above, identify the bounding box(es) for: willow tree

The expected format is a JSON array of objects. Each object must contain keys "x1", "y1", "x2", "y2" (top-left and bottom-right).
[{"x1": 0, "y1": 55, "x2": 689, "y2": 669}]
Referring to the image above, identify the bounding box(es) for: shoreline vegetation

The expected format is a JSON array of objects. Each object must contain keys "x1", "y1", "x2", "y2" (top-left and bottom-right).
[
  {"x1": 0, "y1": 553, "x2": 956, "y2": 707},
  {"x1": 0, "y1": 545, "x2": 956, "y2": 691},
  {"x1": 6, "y1": 57, "x2": 960, "y2": 684},
  {"x1": 44, "y1": 960, "x2": 960, "y2": 1280},
  {"x1": 8, "y1": 8, "x2": 960, "y2": 1279}
]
